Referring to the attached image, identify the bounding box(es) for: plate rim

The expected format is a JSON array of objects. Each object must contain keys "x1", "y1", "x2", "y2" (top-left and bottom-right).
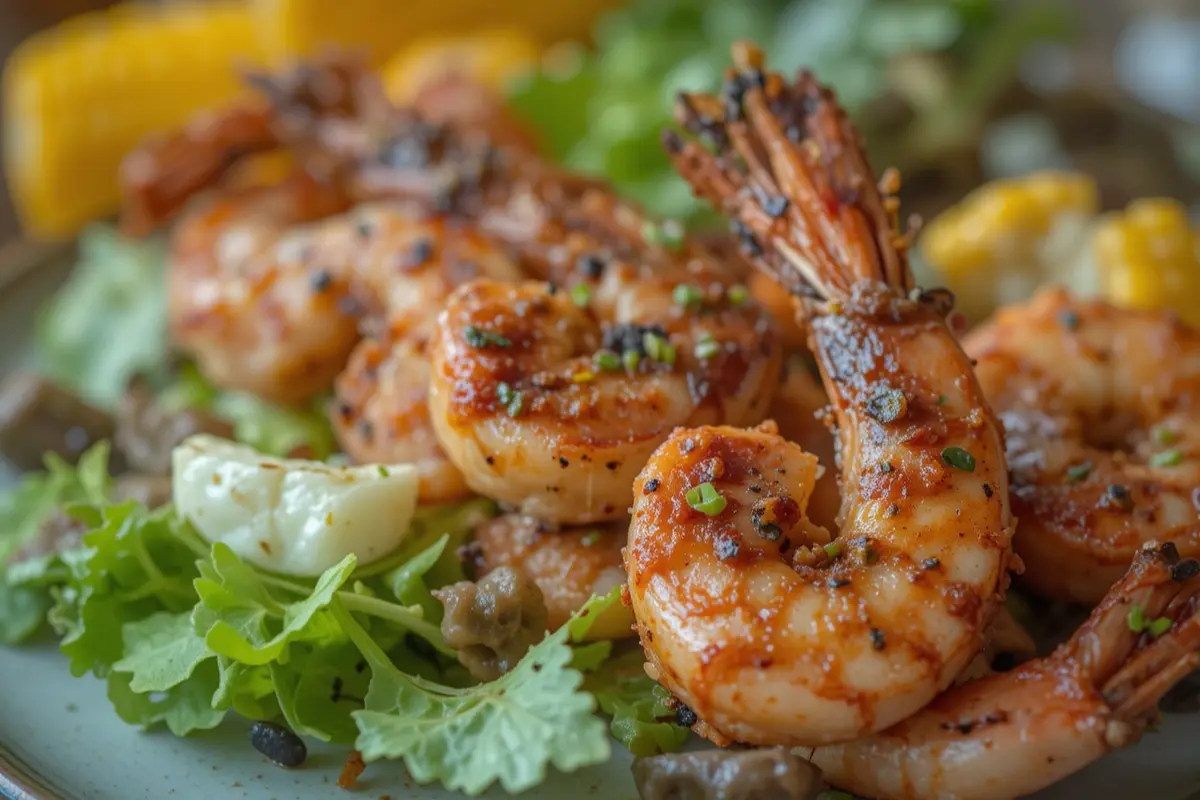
[{"x1": 0, "y1": 744, "x2": 56, "y2": 800}]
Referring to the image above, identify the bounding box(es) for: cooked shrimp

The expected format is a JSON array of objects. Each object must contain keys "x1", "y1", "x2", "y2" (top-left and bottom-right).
[
  {"x1": 331, "y1": 205, "x2": 524, "y2": 503},
  {"x1": 468, "y1": 513, "x2": 628, "y2": 633},
  {"x1": 167, "y1": 171, "x2": 362, "y2": 404},
  {"x1": 965, "y1": 287, "x2": 1200, "y2": 603},
  {"x1": 624, "y1": 43, "x2": 1015, "y2": 746},
  {"x1": 428, "y1": 265, "x2": 783, "y2": 526},
  {"x1": 809, "y1": 542, "x2": 1200, "y2": 800},
  {"x1": 769, "y1": 356, "x2": 840, "y2": 533}
]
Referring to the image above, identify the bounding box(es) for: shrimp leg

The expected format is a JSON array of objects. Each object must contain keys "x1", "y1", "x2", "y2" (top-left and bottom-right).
[
  {"x1": 809, "y1": 543, "x2": 1200, "y2": 800},
  {"x1": 625, "y1": 43, "x2": 1015, "y2": 746}
]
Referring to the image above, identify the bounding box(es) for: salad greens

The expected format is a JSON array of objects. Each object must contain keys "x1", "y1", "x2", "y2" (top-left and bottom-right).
[
  {"x1": 36, "y1": 225, "x2": 336, "y2": 459},
  {"x1": 509, "y1": 0, "x2": 1069, "y2": 223},
  {"x1": 1, "y1": 445, "x2": 685, "y2": 794}
]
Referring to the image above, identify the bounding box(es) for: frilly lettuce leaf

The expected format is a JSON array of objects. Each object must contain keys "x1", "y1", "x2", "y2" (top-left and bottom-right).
[
  {"x1": 341, "y1": 601, "x2": 611, "y2": 796},
  {"x1": 35, "y1": 225, "x2": 168, "y2": 409}
]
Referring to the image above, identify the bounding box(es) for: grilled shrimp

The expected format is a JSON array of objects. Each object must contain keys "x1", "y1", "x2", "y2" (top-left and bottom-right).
[
  {"x1": 468, "y1": 513, "x2": 629, "y2": 634},
  {"x1": 624, "y1": 44, "x2": 1015, "y2": 747},
  {"x1": 428, "y1": 265, "x2": 783, "y2": 526},
  {"x1": 331, "y1": 206, "x2": 525, "y2": 503},
  {"x1": 965, "y1": 287, "x2": 1200, "y2": 603},
  {"x1": 166, "y1": 172, "x2": 362, "y2": 404},
  {"x1": 769, "y1": 356, "x2": 840, "y2": 533},
  {"x1": 809, "y1": 542, "x2": 1200, "y2": 800}
]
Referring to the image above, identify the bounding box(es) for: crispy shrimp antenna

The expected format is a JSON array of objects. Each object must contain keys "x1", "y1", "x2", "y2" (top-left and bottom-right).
[{"x1": 663, "y1": 42, "x2": 918, "y2": 303}]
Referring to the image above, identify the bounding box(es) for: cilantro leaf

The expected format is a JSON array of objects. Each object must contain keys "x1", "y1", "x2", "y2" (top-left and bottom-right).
[
  {"x1": 113, "y1": 610, "x2": 212, "y2": 693},
  {"x1": 585, "y1": 649, "x2": 689, "y2": 757},
  {"x1": 201, "y1": 545, "x2": 357, "y2": 666},
  {"x1": 335, "y1": 600, "x2": 610, "y2": 795}
]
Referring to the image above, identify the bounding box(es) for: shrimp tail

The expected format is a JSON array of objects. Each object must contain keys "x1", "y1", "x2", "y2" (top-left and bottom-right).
[
  {"x1": 1098, "y1": 544, "x2": 1200, "y2": 727},
  {"x1": 663, "y1": 41, "x2": 920, "y2": 303},
  {"x1": 811, "y1": 542, "x2": 1200, "y2": 800}
]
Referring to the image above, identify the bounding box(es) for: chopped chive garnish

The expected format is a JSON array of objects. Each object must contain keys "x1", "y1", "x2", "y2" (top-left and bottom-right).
[
  {"x1": 823, "y1": 541, "x2": 842, "y2": 559},
  {"x1": 643, "y1": 219, "x2": 684, "y2": 251},
  {"x1": 941, "y1": 446, "x2": 976, "y2": 472},
  {"x1": 580, "y1": 531, "x2": 602, "y2": 547},
  {"x1": 1065, "y1": 461, "x2": 1092, "y2": 483},
  {"x1": 685, "y1": 482, "x2": 727, "y2": 515},
  {"x1": 496, "y1": 382, "x2": 525, "y2": 417},
  {"x1": 673, "y1": 284, "x2": 704, "y2": 308},
  {"x1": 377, "y1": 465, "x2": 389, "y2": 477},
  {"x1": 463, "y1": 325, "x2": 512, "y2": 349},
  {"x1": 1152, "y1": 425, "x2": 1178, "y2": 446},
  {"x1": 622, "y1": 350, "x2": 641, "y2": 372},
  {"x1": 643, "y1": 332, "x2": 677, "y2": 365},
  {"x1": 1148, "y1": 616, "x2": 1173, "y2": 638},
  {"x1": 1150, "y1": 449, "x2": 1183, "y2": 468},
  {"x1": 570, "y1": 283, "x2": 592, "y2": 308},
  {"x1": 695, "y1": 339, "x2": 721, "y2": 360},
  {"x1": 937, "y1": 394, "x2": 948, "y2": 406},
  {"x1": 594, "y1": 350, "x2": 621, "y2": 371},
  {"x1": 1128, "y1": 604, "x2": 1146, "y2": 633},
  {"x1": 727, "y1": 284, "x2": 749, "y2": 306},
  {"x1": 572, "y1": 371, "x2": 595, "y2": 383}
]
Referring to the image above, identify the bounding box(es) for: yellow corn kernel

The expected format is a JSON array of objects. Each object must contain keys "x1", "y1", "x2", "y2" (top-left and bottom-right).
[
  {"x1": 383, "y1": 30, "x2": 541, "y2": 104},
  {"x1": 4, "y1": 2, "x2": 265, "y2": 240},
  {"x1": 1094, "y1": 197, "x2": 1200, "y2": 326},
  {"x1": 921, "y1": 171, "x2": 1098, "y2": 279},
  {"x1": 253, "y1": 0, "x2": 621, "y2": 66}
]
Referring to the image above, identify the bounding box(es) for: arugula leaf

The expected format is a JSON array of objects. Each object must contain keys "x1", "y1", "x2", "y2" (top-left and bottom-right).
[
  {"x1": 113, "y1": 611, "x2": 212, "y2": 693},
  {"x1": 569, "y1": 640, "x2": 613, "y2": 672},
  {"x1": 585, "y1": 649, "x2": 689, "y2": 757},
  {"x1": 200, "y1": 545, "x2": 356, "y2": 666},
  {"x1": 35, "y1": 225, "x2": 169, "y2": 408},
  {"x1": 107, "y1": 662, "x2": 226, "y2": 737},
  {"x1": 336, "y1": 600, "x2": 610, "y2": 796}
]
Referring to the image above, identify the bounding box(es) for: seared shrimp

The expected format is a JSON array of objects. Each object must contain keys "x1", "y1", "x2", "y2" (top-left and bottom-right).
[
  {"x1": 167, "y1": 172, "x2": 362, "y2": 404},
  {"x1": 624, "y1": 44, "x2": 1014, "y2": 746},
  {"x1": 428, "y1": 265, "x2": 783, "y2": 526},
  {"x1": 809, "y1": 542, "x2": 1200, "y2": 800},
  {"x1": 332, "y1": 205, "x2": 525, "y2": 503},
  {"x1": 769, "y1": 356, "x2": 840, "y2": 533},
  {"x1": 468, "y1": 513, "x2": 629, "y2": 634},
  {"x1": 966, "y1": 287, "x2": 1200, "y2": 603}
]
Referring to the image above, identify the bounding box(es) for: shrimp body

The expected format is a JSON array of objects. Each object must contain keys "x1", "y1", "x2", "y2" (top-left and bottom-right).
[
  {"x1": 965, "y1": 287, "x2": 1200, "y2": 603},
  {"x1": 628, "y1": 44, "x2": 1014, "y2": 746},
  {"x1": 470, "y1": 513, "x2": 628, "y2": 633},
  {"x1": 810, "y1": 543, "x2": 1200, "y2": 800},
  {"x1": 331, "y1": 204, "x2": 525, "y2": 504},
  {"x1": 167, "y1": 172, "x2": 361, "y2": 404},
  {"x1": 428, "y1": 270, "x2": 782, "y2": 526}
]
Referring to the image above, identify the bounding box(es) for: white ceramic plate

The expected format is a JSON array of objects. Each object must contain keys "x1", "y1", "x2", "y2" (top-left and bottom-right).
[{"x1": 3, "y1": 251, "x2": 1200, "y2": 800}]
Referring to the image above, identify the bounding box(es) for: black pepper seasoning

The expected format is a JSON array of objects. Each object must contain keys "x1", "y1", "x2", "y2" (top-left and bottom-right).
[
  {"x1": 309, "y1": 269, "x2": 333, "y2": 293},
  {"x1": 869, "y1": 627, "x2": 886, "y2": 651},
  {"x1": 644, "y1": 478, "x2": 661, "y2": 493},
  {"x1": 1101, "y1": 483, "x2": 1134, "y2": 512},
  {"x1": 714, "y1": 534, "x2": 740, "y2": 561}
]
